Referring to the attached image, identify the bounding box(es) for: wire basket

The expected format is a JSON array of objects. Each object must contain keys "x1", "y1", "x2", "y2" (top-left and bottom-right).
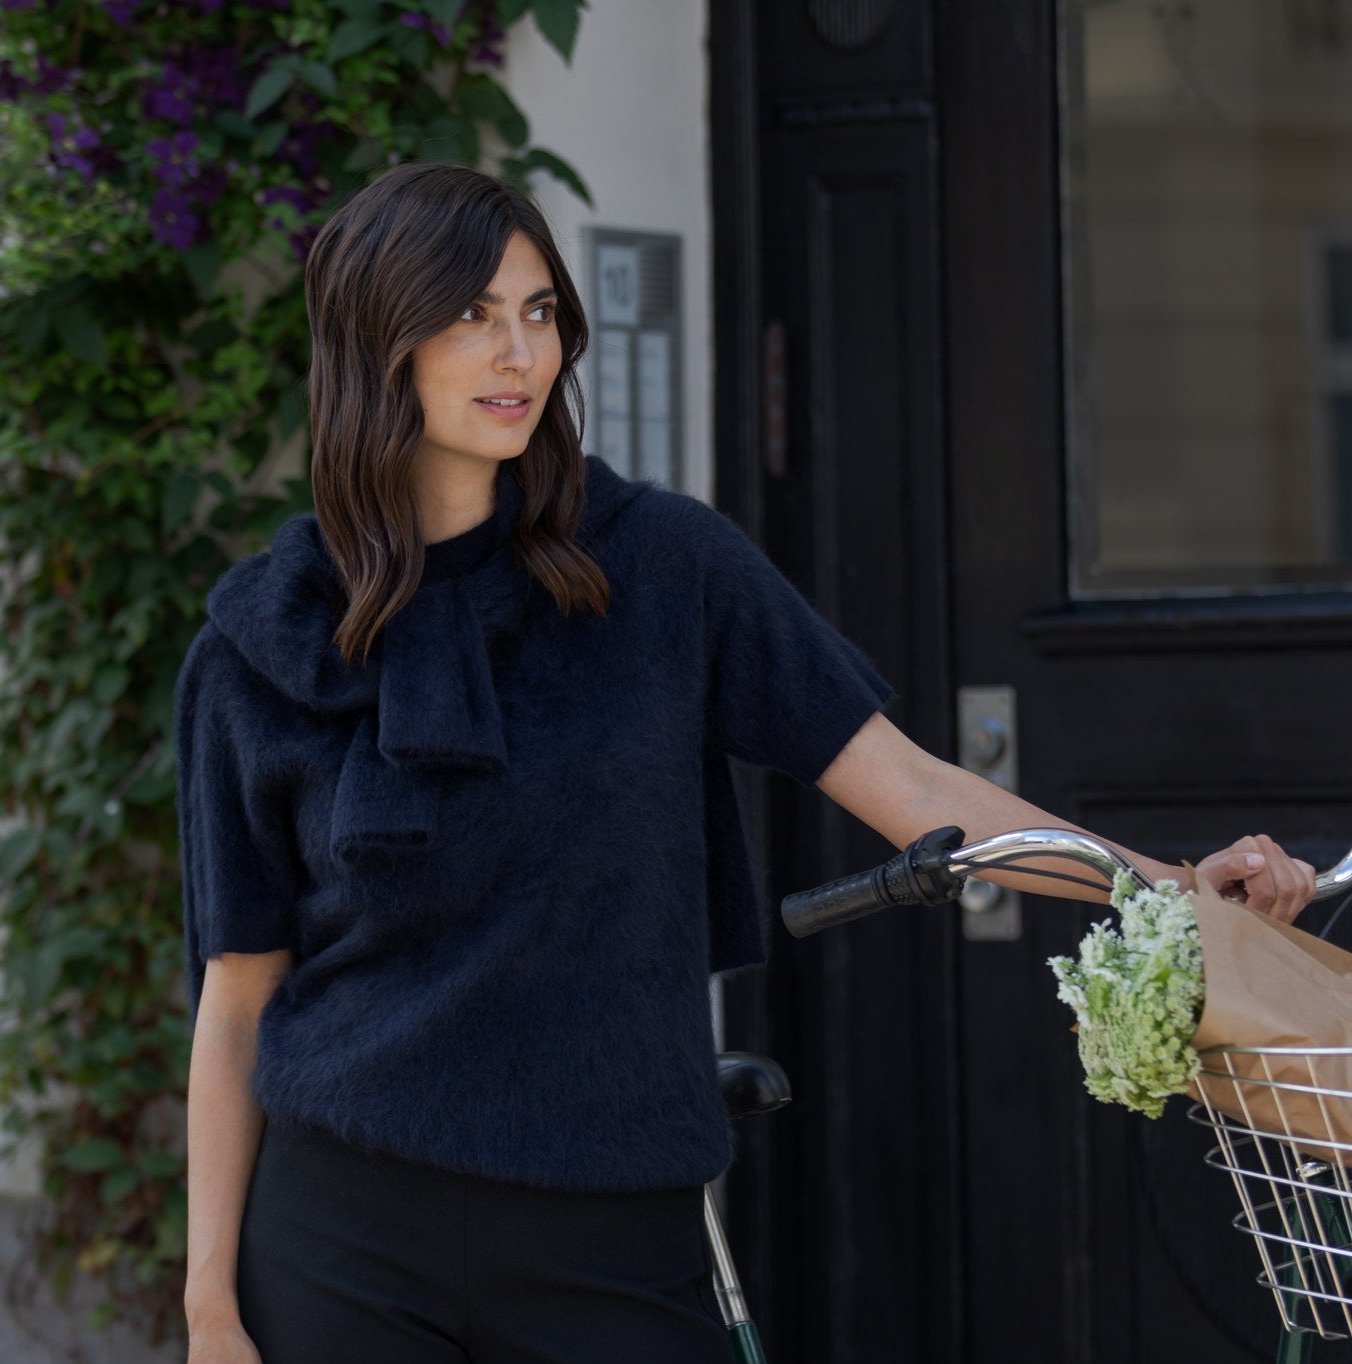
[{"x1": 1188, "y1": 1045, "x2": 1352, "y2": 1341}]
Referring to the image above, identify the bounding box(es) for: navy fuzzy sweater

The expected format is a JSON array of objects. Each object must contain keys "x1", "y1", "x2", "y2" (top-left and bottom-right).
[{"x1": 174, "y1": 454, "x2": 896, "y2": 1192}]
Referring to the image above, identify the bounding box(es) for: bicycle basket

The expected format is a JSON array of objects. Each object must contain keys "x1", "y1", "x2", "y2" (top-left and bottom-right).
[{"x1": 1189, "y1": 1044, "x2": 1352, "y2": 1341}]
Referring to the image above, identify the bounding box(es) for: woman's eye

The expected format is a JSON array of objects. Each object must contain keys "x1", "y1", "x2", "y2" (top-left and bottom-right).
[
  {"x1": 458, "y1": 305, "x2": 483, "y2": 323},
  {"x1": 530, "y1": 303, "x2": 556, "y2": 323}
]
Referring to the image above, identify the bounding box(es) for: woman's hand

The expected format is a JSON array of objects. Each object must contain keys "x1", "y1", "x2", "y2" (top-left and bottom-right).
[
  {"x1": 186, "y1": 1319, "x2": 262, "y2": 1364},
  {"x1": 1193, "y1": 833, "x2": 1317, "y2": 924}
]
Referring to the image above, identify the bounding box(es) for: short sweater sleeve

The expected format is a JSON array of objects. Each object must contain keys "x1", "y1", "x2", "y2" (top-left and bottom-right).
[
  {"x1": 697, "y1": 500, "x2": 898, "y2": 786},
  {"x1": 174, "y1": 623, "x2": 301, "y2": 1027}
]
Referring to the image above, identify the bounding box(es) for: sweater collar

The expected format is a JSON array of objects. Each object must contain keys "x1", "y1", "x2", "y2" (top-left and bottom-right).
[{"x1": 205, "y1": 454, "x2": 651, "y2": 866}]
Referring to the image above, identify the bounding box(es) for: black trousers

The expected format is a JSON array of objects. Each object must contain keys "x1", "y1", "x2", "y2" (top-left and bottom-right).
[{"x1": 235, "y1": 1118, "x2": 738, "y2": 1363}]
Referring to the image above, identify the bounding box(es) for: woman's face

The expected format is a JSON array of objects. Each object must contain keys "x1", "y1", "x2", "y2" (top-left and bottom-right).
[{"x1": 410, "y1": 229, "x2": 563, "y2": 474}]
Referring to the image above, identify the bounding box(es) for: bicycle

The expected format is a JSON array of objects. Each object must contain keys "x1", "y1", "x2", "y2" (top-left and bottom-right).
[{"x1": 705, "y1": 826, "x2": 1352, "y2": 1363}]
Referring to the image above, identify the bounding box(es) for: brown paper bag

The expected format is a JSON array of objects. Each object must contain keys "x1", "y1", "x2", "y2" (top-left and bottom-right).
[{"x1": 1185, "y1": 875, "x2": 1352, "y2": 1163}]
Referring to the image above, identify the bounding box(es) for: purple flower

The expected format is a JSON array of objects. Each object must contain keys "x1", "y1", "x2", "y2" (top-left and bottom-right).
[
  {"x1": 289, "y1": 222, "x2": 318, "y2": 259},
  {"x1": 181, "y1": 44, "x2": 249, "y2": 110},
  {"x1": 142, "y1": 61, "x2": 196, "y2": 125},
  {"x1": 46, "y1": 112, "x2": 105, "y2": 182},
  {"x1": 277, "y1": 121, "x2": 331, "y2": 179},
  {"x1": 32, "y1": 55, "x2": 74, "y2": 95},
  {"x1": 260, "y1": 183, "x2": 311, "y2": 215},
  {"x1": 399, "y1": 12, "x2": 452, "y2": 49},
  {"x1": 1, "y1": 0, "x2": 36, "y2": 10},
  {"x1": 102, "y1": 0, "x2": 140, "y2": 23},
  {"x1": 147, "y1": 129, "x2": 199, "y2": 188},
  {"x1": 149, "y1": 188, "x2": 200, "y2": 249},
  {"x1": 472, "y1": 9, "x2": 506, "y2": 66},
  {"x1": 260, "y1": 183, "x2": 318, "y2": 258},
  {"x1": 141, "y1": 46, "x2": 248, "y2": 126},
  {"x1": 280, "y1": 208, "x2": 320, "y2": 261}
]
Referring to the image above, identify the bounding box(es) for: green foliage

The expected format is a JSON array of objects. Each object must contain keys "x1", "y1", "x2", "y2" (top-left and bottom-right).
[{"x1": 0, "y1": 0, "x2": 588, "y2": 1347}]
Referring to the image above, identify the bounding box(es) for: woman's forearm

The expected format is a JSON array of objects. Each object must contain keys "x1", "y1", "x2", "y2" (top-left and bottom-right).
[
  {"x1": 183, "y1": 1008, "x2": 267, "y2": 1334},
  {"x1": 889, "y1": 757, "x2": 1180, "y2": 903},
  {"x1": 818, "y1": 712, "x2": 1184, "y2": 905}
]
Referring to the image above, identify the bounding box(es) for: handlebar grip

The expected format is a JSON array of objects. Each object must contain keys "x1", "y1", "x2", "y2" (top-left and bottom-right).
[{"x1": 781, "y1": 826, "x2": 969, "y2": 938}]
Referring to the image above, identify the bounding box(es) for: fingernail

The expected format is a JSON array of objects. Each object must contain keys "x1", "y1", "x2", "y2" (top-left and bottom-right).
[{"x1": 1246, "y1": 854, "x2": 1265, "y2": 870}]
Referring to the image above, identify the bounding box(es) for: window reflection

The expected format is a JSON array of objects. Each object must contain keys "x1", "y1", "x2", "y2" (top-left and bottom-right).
[{"x1": 1065, "y1": 0, "x2": 1352, "y2": 593}]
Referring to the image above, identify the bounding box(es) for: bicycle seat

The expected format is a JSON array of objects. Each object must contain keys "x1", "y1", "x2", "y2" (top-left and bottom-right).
[{"x1": 715, "y1": 1051, "x2": 792, "y2": 1119}]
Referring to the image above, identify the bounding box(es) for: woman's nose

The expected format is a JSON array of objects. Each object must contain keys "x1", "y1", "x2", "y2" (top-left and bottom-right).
[{"x1": 496, "y1": 321, "x2": 535, "y2": 371}]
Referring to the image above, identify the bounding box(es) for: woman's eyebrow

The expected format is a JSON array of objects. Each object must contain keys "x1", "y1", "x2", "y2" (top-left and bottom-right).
[{"x1": 475, "y1": 286, "x2": 558, "y2": 305}]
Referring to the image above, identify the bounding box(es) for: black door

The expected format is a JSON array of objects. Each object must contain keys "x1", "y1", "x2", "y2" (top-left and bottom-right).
[
  {"x1": 941, "y1": 2, "x2": 1352, "y2": 1360},
  {"x1": 713, "y1": 3, "x2": 960, "y2": 1360},
  {"x1": 714, "y1": 1, "x2": 1352, "y2": 1361}
]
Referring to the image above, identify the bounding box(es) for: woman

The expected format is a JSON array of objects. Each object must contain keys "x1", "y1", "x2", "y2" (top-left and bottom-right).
[{"x1": 178, "y1": 162, "x2": 1316, "y2": 1364}]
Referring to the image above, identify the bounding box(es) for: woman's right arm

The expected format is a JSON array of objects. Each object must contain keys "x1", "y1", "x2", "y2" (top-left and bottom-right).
[{"x1": 184, "y1": 949, "x2": 294, "y2": 1357}]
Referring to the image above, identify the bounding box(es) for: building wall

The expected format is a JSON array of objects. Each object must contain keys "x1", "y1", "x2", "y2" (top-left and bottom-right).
[{"x1": 494, "y1": 0, "x2": 715, "y2": 503}]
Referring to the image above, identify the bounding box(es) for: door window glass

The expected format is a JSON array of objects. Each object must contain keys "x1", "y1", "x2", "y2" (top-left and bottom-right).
[{"x1": 1064, "y1": 0, "x2": 1352, "y2": 594}]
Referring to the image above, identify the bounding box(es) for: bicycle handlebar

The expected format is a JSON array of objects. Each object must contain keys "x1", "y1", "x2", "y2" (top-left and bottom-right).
[{"x1": 780, "y1": 827, "x2": 1352, "y2": 939}]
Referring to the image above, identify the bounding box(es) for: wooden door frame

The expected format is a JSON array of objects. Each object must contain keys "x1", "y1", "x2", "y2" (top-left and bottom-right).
[
  {"x1": 708, "y1": 1, "x2": 963, "y2": 1357},
  {"x1": 708, "y1": 0, "x2": 782, "y2": 1341}
]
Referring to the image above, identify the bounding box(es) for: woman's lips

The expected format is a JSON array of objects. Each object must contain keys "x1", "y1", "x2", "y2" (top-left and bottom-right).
[{"x1": 474, "y1": 397, "x2": 530, "y2": 421}]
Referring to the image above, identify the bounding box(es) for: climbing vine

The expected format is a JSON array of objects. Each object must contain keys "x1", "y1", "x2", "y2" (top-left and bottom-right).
[{"x1": 0, "y1": 0, "x2": 589, "y2": 1346}]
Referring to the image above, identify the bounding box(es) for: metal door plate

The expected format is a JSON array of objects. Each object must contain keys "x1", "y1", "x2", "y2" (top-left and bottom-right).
[{"x1": 957, "y1": 686, "x2": 1021, "y2": 942}]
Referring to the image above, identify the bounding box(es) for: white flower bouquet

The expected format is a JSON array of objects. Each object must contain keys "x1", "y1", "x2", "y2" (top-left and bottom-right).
[
  {"x1": 1048, "y1": 871, "x2": 1203, "y2": 1119},
  {"x1": 1048, "y1": 869, "x2": 1352, "y2": 1155}
]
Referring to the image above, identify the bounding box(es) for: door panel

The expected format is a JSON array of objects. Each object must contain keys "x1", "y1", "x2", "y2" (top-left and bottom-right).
[
  {"x1": 716, "y1": 3, "x2": 956, "y2": 1360},
  {"x1": 753, "y1": 102, "x2": 955, "y2": 1364}
]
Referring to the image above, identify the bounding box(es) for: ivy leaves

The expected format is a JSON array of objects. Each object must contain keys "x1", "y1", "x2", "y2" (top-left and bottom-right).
[
  {"x1": 244, "y1": 54, "x2": 340, "y2": 121},
  {"x1": 233, "y1": 1, "x2": 591, "y2": 205},
  {"x1": 0, "y1": 0, "x2": 591, "y2": 1343},
  {"x1": 459, "y1": 70, "x2": 528, "y2": 147},
  {"x1": 499, "y1": 0, "x2": 588, "y2": 63}
]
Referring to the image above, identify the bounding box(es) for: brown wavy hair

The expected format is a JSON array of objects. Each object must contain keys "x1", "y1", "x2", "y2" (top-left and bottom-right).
[{"x1": 303, "y1": 161, "x2": 610, "y2": 667}]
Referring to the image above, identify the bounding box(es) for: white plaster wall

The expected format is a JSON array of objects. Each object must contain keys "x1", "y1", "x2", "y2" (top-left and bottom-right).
[{"x1": 493, "y1": 0, "x2": 715, "y2": 504}]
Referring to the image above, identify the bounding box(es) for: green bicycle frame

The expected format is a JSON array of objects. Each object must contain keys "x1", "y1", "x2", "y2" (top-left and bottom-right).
[{"x1": 704, "y1": 1184, "x2": 769, "y2": 1362}]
